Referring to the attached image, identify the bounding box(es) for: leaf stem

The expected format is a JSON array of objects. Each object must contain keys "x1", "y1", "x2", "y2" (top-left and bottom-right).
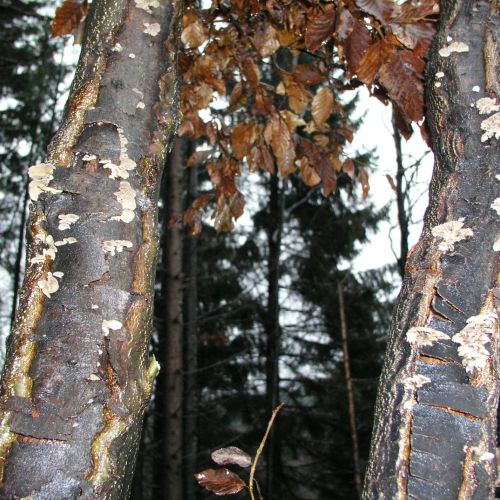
[{"x1": 248, "y1": 403, "x2": 284, "y2": 500}]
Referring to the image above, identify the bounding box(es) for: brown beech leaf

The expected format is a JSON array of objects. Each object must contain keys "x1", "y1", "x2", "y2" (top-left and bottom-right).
[
  {"x1": 378, "y1": 50, "x2": 425, "y2": 123},
  {"x1": 305, "y1": 5, "x2": 336, "y2": 52},
  {"x1": 316, "y1": 157, "x2": 337, "y2": 196},
  {"x1": 242, "y1": 57, "x2": 261, "y2": 88},
  {"x1": 389, "y1": 21, "x2": 436, "y2": 54},
  {"x1": 211, "y1": 446, "x2": 252, "y2": 468},
  {"x1": 359, "y1": 168, "x2": 370, "y2": 198},
  {"x1": 345, "y1": 20, "x2": 373, "y2": 77},
  {"x1": 231, "y1": 122, "x2": 257, "y2": 160},
  {"x1": 342, "y1": 158, "x2": 356, "y2": 179},
  {"x1": 269, "y1": 116, "x2": 295, "y2": 177},
  {"x1": 292, "y1": 64, "x2": 328, "y2": 86},
  {"x1": 254, "y1": 23, "x2": 280, "y2": 57},
  {"x1": 228, "y1": 83, "x2": 248, "y2": 112},
  {"x1": 181, "y1": 18, "x2": 208, "y2": 48},
  {"x1": 356, "y1": 39, "x2": 396, "y2": 87},
  {"x1": 187, "y1": 149, "x2": 213, "y2": 167},
  {"x1": 194, "y1": 469, "x2": 246, "y2": 495},
  {"x1": 299, "y1": 157, "x2": 321, "y2": 187},
  {"x1": 312, "y1": 87, "x2": 334, "y2": 126},
  {"x1": 335, "y1": 8, "x2": 355, "y2": 42},
  {"x1": 386, "y1": 174, "x2": 397, "y2": 192},
  {"x1": 392, "y1": 104, "x2": 414, "y2": 139},
  {"x1": 356, "y1": 0, "x2": 397, "y2": 24},
  {"x1": 229, "y1": 192, "x2": 245, "y2": 219},
  {"x1": 51, "y1": 0, "x2": 88, "y2": 37}
]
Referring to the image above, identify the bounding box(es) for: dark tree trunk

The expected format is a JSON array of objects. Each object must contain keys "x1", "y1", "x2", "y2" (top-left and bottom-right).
[
  {"x1": 183, "y1": 149, "x2": 198, "y2": 499},
  {"x1": 162, "y1": 137, "x2": 184, "y2": 500},
  {"x1": 364, "y1": 1, "x2": 499, "y2": 498},
  {"x1": 0, "y1": 0, "x2": 182, "y2": 497},
  {"x1": 265, "y1": 171, "x2": 283, "y2": 500},
  {"x1": 392, "y1": 116, "x2": 409, "y2": 279}
]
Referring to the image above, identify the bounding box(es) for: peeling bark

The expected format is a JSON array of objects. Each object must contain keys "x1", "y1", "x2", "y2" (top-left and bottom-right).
[
  {"x1": 364, "y1": 1, "x2": 499, "y2": 498},
  {"x1": 0, "y1": 0, "x2": 182, "y2": 497}
]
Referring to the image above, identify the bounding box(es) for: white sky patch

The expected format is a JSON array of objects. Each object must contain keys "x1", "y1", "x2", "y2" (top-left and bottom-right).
[{"x1": 431, "y1": 220, "x2": 473, "y2": 252}]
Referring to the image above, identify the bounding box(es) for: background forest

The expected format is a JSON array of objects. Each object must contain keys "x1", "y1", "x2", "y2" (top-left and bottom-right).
[{"x1": 0, "y1": 1, "x2": 432, "y2": 498}]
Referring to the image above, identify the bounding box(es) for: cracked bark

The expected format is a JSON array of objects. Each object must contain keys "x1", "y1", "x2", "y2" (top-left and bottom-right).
[
  {"x1": 0, "y1": 0, "x2": 182, "y2": 497},
  {"x1": 364, "y1": 1, "x2": 499, "y2": 499}
]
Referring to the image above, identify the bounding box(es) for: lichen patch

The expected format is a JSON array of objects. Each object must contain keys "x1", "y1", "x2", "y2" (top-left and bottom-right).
[
  {"x1": 452, "y1": 313, "x2": 498, "y2": 373},
  {"x1": 111, "y1": 181, "x2": 136, "y2": 223},
  {"x1": 112, "y1": 43, "x2": 123, "y2": 52},
  {"x1": 102, "y1": 240, "x2": 133, "y2": 256},
  {"x1": 143, "y1": 22, "x2": 161, "y2": 36},
  {"x1": 438, "y1": 41, "x2": 469, "y2": 57},
  {"x1": 407, "y1": 326, "x2": 449, "y2": 346},
  {"x1": 38, "y1": 272, "x2": 60, "y2": 298},
  {"x1": 480, "y1": 112, "x2": 500, "y2": 142},
  {"x1": 476, "y1": 97, "x2": 499, "y2": 115},
  {"x1": 431, "y1": 220, "x2": 473, "y2": 252},
  {"x1": 28, "y1": 163, "x2": 62, "y2": 201},
  {"x1": 58, "y1": 213, "x2": 79, "y2": 230}
]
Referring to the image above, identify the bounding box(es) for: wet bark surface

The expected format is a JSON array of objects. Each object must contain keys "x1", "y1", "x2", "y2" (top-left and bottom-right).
[
  {"x1": 0, "y1": 0, "x2": 182, "y2": 497},
  {"x1": 364, "y1": 1, "x2": 499, "y2": 498}
]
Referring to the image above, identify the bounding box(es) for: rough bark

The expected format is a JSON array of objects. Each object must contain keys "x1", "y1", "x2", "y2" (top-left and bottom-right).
[
  {"x1": 338, "y1": 281, "x2": 362, "y2": 497},
  {"x1": 0, "y1": 0, "x2": 182, "y2": 497},
  {"x1": 364, "y1": 1, "x2": 499, "y2": 498},
  {"x1": 265, "y1": 171, "x2": 283, "y2": 500},
  {"x1": 162, "y1": 137, "x2": 183, "y2": 499},
  {"x1": 183, "y1": 148, "x2": 198, "y2": 500}
]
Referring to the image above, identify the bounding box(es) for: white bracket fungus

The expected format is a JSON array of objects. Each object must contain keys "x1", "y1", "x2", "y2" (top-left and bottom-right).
[
  {"x1": 101, "y1": 128, "x2": 136, "y2": 180},
  {"x1": 403, "y1": 374, "x2": 431, "y2": 389},
  {"x1": 493, "y1": 237, "x2": 500, "y2": 252},
  {"x1": 431, "y1": 220, "x2": 473, "y2": 252},
  {"x1": 38, "y1": 272, "x2": 60, "y2": 298},
  {"x1": 28, "y1": 163, "x2": 62, "y2": 201},
  {"x1": 480, "y1": 112, "x2": 500, "y2": 142},
  {"x1": 58, "y1": 213, "x2": 79, "y2": 231},
  {"x1": 407, "y1": 326, "x2": 449, "y2": 347},
  {"x1": 102, "y1": 240, "x2": 133, "y2": 256},
  {"x1": 30, "y1": 234, "x2": 57, "y2": 264},
  {"x1": 102, "y1": 320, "x2": 123, "y2": 336},
  {"x1": 452, "y1": 313, "x2": 498, "y2": 373},
  {"x1": 54, "y1": 237, "x2": 77, "y2": 247},
  {"x1": 491, "y1": 198, "x2": 500, "y2": 215},
  {"x1": 438, "y1": 41, "x2": 469, "y2": 57},
  {"x1": 111, "y1": 181, "x2": 136, "y2": 223}
]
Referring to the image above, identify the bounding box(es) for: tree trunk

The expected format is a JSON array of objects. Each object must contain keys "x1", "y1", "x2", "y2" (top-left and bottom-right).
[
  {"x1": 364, "y1": 2, "x2": 499, "y2": 498},
  {"x1": 183, "y1": 148, "x2": 198, "y2": 499},
  {"x1": 162, "y1": 137, "x2": 184, "y2": 499},
  {"x1": 0, "y1": 0, "x2": 182, "y2": 497},
  {"x1": 265, "y1": 171, "x2": 283, "y2": 500},
  {"x1": 338, "y1": 281, "x2": 362, "y2": 497},
  {"x1": 392, "y1": 115, "x2": 409, "y2": 279}
]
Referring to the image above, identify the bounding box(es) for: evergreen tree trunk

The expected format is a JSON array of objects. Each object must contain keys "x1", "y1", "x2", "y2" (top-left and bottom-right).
[
  {"x1": 364, "y1": 2, "x2": 499, "y2": 498},
  {"x1": 265, "y1": 171, "x2": 283, "y2": 500},
  {"x1": 0, "y1": 0, "x2": 182, "y2": 497},
  {"x1": 162, "y1": 137, "x2": 184, "y2": 500},
  {"x1": 183, "y1": 151, "x2": 198, "y2": 499}
]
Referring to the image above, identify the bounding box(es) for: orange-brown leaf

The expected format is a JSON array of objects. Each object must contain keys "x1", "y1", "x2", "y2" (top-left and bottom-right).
[
  {"x1": 312, "y1": 87, "x2": 334, "y2": 125},
  {"x1": 299, "y1": 157, "x2": 321, "y2": 187},
  {"x1": 345, "y1": 20, "x2": 373, "y2": 77},
  {"x1": 229, "y1": 192, "x2": 245, "y2": 219},
  {"x1": 305, "y1": 5, "x2": 336, "y2": 52},
  {"x1": 356, "y1": 40, "x2": 396, "y2": 87},
  {"x1": 359, "y1": 168, "x2": 370, "y2": 198},
  {"x1": 356, "y1": 0, "x2": 396, "y2": 23},
  {"x1": 254, "y1": 24, "x2": 280, "y2": 57},
  {"x1": 181, "y1": 19, "x2": 208, "y2": 48},
  {"x1": 292, "y1": 64, "x2": 328, "y2": 86},
  {"x1": 269, "y1": 117, "x2": 296, "y2": 177},
  {"x1": 335, "y1": 8, "x2": 355, "y2": 42},
  {"x1": 316, "y1": 157, "x2": 337, "y2": 196},
  {"x1": 342, "y1": 158, "x2": 356, "y2": 179},
  {"x1": 378, "y1": 50, "x2": 425, "y2": 122},
  {"x1": 194, "y1": 468, "x2": 246, "y2": 495},
  {"x1": 242, "y1": 57, "x2": 261, "y2": 88},
  {"x1": 231, "y1": 122, "x2": 257, "y2": 160},
  {"x1": 51, "y1": 0, "x2": 87, "y2": 37}
]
